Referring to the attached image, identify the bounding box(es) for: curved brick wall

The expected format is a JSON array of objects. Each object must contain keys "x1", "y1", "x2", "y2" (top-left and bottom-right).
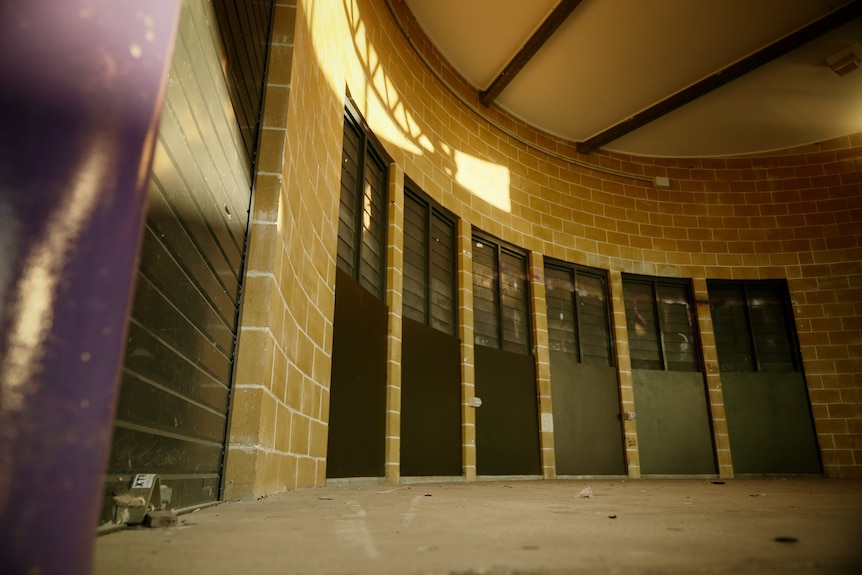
[
  {"x1": 373, "y1": 0, "x2": 862, "y2": 477},
  {"x1": 225, "y1": 0, "x2": 862, "y2": 496}
]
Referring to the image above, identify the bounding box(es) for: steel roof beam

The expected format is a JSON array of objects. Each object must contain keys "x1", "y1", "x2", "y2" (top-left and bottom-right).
[
  {"x1": 576, "y1": 0, "x2": 862, "y2": 154},
  {"x1": 479, "y1": 0, "x2": 584, "y2": 106}
]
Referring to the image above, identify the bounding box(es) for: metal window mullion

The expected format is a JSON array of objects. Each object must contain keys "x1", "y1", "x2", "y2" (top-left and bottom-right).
[
  {"x1": 784, "y1": 292, "x2": 802, "y2": 372},
  {"x1": 601, "y1": 273, "x2": 615, "y2": 367},
  {"x1": 572, "y1": 269, "x2": 583, "y2": 363},
  {"x1": 351, "y1": 133, "x2": 367, "y2": 283},
  {"x1": 653, "y1": 281, "x2": 668, "y2": 371},
  {"x1": 743, "y1": 285, "x2": 763, "y2": 372},
  {"x1": 494, "y1": 243, "x2": 504, "y2": 349},
  {"x1": 443, "y1": 213, "x2": 457, "y2": 337},
  {"x1": 376, "y1": 152, "x2": 388, "y2": 301},
  {"x1": 528, "y1": 258, "x2": 533, "y2": 352},
  {"x1": 424, "y1": 202, "x2": 432, "y2": 325}
]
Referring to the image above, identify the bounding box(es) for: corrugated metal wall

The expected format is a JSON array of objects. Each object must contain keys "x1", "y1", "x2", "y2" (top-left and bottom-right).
[
  {"x1": 212, "y1": 0, "x2": 273, "y2": 162},
  {"x1": 104, "y1": 0, "x2": 272, "y2": 516}
]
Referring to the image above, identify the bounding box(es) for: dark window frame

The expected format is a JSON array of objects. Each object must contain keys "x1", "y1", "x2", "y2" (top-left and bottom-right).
[
  {"x1": 622, "y1": 273, "x2": 701, "y2": 372},
  {"x1": 544, "y1": 259, "x2": 615, "y2": 367},
  {"x1": 402, "y1": 179, "x2": 458, "y2": 336},
  {"x1": 472, "y1": 230, "x2": 532, "y2": 356},
  {"x1": 337, "y1": 100, "x2": 390, "y2": 301},
  {"x1": 707, "y1": 279, "x2": 801, "y2": 373}
]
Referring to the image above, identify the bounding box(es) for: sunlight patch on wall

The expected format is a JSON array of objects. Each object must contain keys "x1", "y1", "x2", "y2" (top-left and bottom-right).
[
  {"x1": 339, "y1": 0, "x2": 435, "y2": 157},
  {"x1": 365, "y1": 84, "x2": 423, "y2": 155},
  {"x1": 454, "y1": 150, "x2": 511, "y2": 213}
]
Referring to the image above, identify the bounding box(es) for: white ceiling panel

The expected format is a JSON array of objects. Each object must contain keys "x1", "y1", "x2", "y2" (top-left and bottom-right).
[{"x1": 402, "y1": 0, "x2": 862, "y2": 157}]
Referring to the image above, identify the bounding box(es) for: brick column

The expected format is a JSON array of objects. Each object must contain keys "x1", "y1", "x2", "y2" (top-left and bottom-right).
[
  {"x1": 692, "y1": 278, "x2": 734, "y2": 478},
  {"x1": 458, "y1": 220, "x2": 478, "y2": 481},
  {"x1": 529, "y1": 252, "x2": 557, "y2": 478},
  {"x1": 609, "y1": 270, "x2": 641, "y2": 478}
]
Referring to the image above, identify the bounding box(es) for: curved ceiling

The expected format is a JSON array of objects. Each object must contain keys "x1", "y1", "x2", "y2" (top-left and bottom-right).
[{"x1": 403, "y1": 0, "x2": 862, "y2": 157}]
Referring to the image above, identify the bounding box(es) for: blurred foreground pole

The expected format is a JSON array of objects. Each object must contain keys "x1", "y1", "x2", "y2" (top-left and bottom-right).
[{"x1": 0, "y1": 1, "x2": 180, "y2": 573}]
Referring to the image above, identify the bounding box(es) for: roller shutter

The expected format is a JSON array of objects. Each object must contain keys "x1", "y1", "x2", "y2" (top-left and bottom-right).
[{"x1": 103, "y1": 0, "x2": 273, "y2": 517}]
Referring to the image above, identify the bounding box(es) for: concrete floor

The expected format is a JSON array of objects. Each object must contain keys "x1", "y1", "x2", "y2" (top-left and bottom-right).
[{"x1": 93, "y1": 478, "x2": 862, "y2": 575}]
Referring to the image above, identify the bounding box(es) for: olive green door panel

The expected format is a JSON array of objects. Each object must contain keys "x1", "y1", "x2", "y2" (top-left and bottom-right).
[
  {"x1": 722, "y1": 373, "x2": 821, "y2": 474},
  {"x1": 475, "y1": 346, "x2": 541, "y2": 476},
  {"x1": 326, "y1": 269, "x2": 388, "y2": 478},
  {"x1": 633, "y1": 370, "x2": 716, "y2": 475},
  {"x1": 401, "y1": 318, "x2": 462, "y2": 476},
  {"x1": 550, "y1": 354, "x2": 625, "y2": 475}
]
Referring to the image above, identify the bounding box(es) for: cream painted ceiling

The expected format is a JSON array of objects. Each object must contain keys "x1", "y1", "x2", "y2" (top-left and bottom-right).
[{"x1": 402, "y1": 0, "x2": 862, "y2": 157}]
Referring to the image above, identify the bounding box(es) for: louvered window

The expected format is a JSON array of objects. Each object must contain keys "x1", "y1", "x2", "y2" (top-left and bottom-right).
[
  {"x1": 708, "y1": 280, "x2": 798, "y2": 373},
  {"x1": 545, "y1": 262, "x2": 613, "y2": 366},
  {"x1": 337, "y1": 105, "x2": 388, "y2": 300},
  {"x1": 622, "y1": 275, "x2": 699, "y2": 372},
  {"x1": 472, "y1": 233, "x2": 531, "y2": 355},
  {"x1": 402, "y1": 183, "x2": 457, "y2": 335}
]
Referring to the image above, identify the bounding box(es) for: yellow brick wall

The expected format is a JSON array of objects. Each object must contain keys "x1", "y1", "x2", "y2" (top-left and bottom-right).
[
  {"x1": 224, "y1": 0, "x2": 339, "y2": 498},
  {"x1": 457, "y1": 220, "x2": 478, "y2": 481},
  {"x1": 225, "y1": 0, "x2": 862, "y2": 497},
  {"x1": 385, "y1": 164, "x2": 405, "y2": 484},
  {"x1": 608, "y1": 270, "x2": 641, "y2": 478},
  {"x1": 529, "y1": 253, "x2": 557, "y2": 479}
]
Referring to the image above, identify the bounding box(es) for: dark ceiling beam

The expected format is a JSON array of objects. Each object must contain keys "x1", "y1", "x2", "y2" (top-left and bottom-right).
[
  {"x1": 577, "y1": 0, "x2": 862, "y2": 154},
  {"x1": 479, "y1": 0, "x2": 584, "y2": 107}
]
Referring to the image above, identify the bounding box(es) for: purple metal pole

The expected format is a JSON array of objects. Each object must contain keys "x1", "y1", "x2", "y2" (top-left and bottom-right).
[{"x1": 0, "y1": 1, "x2": 180, "y2": 573}]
